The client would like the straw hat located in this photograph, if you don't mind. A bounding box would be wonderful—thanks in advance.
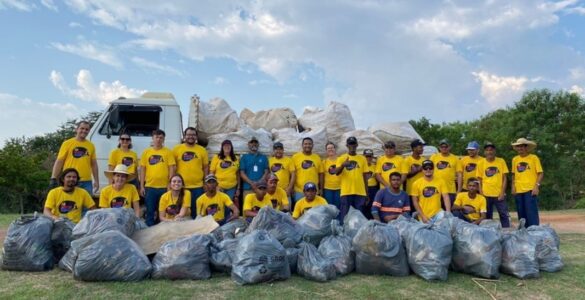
[104,164,136,181]
[511,138,537,152]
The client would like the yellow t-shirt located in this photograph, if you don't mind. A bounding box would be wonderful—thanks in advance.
[403,155,425,195]
[44,187,95,223]
[375,155,405,188]
[196,192,234,222]
[209,154,239,189]
[243,193,272,213]
[366,162,378,187]
[140,147,176,188]
[292,196,328,219]
[269,156,295,191]
[512,154,543,193]
[410,177,448,219]
[454,192,487,221]
[430,153,460,193]
[476,157,509,197]
[98,184,139,208]
[292,152,322,192]
[322,157,341,190]
[266,187,290,211]
[159,190,192,220]
[336,154,368,196]
[459,155,483,189]
[57,138,97,181]
[108,148,138,175]
[173,144,209,188]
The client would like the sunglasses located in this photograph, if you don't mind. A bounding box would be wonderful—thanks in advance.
[422,166,434,170]
[120,137,131,141]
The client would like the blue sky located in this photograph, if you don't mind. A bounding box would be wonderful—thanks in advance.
[1,0,584,143]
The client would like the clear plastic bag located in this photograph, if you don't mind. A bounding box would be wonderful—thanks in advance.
[246,206,303,247]
[297,242,337,282]
[500,219,539,279]
[343,206,368,239]
[211,218,248,242]
[1,214,54,271]
[209,237,240,273]
[297,204,339,246]
[72,208,137,239]
[526,225,563,272]
[318,220,354,275]
[152,234,211,280]
[451,221,502,278]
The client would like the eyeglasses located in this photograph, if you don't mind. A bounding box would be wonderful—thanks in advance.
[120,138,131,141]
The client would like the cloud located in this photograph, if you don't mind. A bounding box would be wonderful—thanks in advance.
[131,56,183,76]
[472,71,528,108]
[569,85,584,96]
[51,41,123,68]
[213,76,227,85]
[40,0,58,11]
[0,0,33,11]
[50,69,147,106]
[69,21,82,28]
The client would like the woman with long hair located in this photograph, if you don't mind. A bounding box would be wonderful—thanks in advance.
[209,140,241,201]
[158,174,191,221]
[108,133,139,188]
[322,142,341,213]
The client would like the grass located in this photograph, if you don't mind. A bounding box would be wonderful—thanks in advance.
[0,214,19,228]
[1,215,584,299]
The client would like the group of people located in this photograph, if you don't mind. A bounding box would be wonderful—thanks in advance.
[43,121,544,229]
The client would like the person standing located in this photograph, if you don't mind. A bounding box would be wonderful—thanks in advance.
[291,137,323,207]
[476,142,510,227]
[322,142,341,212]
[173,127,209,219]
[209,140,240,201]
[239,137,269,199]
[430,139,461,205]
[410,160,451,223]
[50,121,99,195]
[99,164,141,217]
[459,141,483,192]
[372,172,411,223]
[403,139,426,211]
[158,174,191,222]
[364,149,378,219]
[139,129,176,226]
[44,168,96,223]
[269,142,296,199]
[375,141,405,189]
[511,138,543,227]
[336,136,368,220]
[108,133,139,188]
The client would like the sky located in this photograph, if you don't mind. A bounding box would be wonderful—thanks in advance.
[1,0,585,144]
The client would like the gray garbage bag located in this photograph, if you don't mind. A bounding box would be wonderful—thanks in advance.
[73,231,152,281]
[343,206,368,239]
[500,220,539,279]
[72,208,137,239]
[209,237,240,273]
[134,219,148,230]
[152,234,211,280]
[211,218,248,242]
[297,204,339,246]
[58,247,77,272]
[526,225,563,272]
[451,221,502,278]
[286,246,301,274]
[479,219,502,232]
[352,220,409,276]
[318,220,354,275]
[1,214,54,271]
[51,218,75,262]
[297,242,337,282]
[246,206,303,246]
[231,230,290,285]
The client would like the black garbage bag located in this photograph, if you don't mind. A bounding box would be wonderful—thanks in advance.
[451,221,502,279]
[297,205,339,246]
[231,230,290,285]
[500,220,539,279]
[72,208,137,239]
[51,218,75,262]
[286,246,301,274]
[526,225,563,272]
[209,237,240,273]
[72,231,152,281]
[352,220,409,276]
[297,242,337,282]
[246,206,303,247]
[58,247,77,272]
[343,206,368,239]
[318,220,354,275]
[211,218,248,242]
[152,234,211,280]
[1,214,54,271]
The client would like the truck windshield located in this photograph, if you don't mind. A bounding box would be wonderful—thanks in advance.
[98,105,161,137]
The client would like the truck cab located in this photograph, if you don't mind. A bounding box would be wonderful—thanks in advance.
[88,92,183,194]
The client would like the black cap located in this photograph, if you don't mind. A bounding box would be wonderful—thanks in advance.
[484,142,496,149]
[256,180,267,189]
[249,136,259,143]
[346,136,358,145]
[422,160,434,169]
[384,141,396,148]
[410,139,425,149]
[304,182,317,191]
[363,149,374,156]
[273,142,284,149]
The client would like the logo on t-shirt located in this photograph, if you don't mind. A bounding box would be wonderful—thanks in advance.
[382,162,395,172]
[166,204,179,216]
[58,200,77,214]
[437,161,449,170]
[110,197,127,208]
[465,163,477,173]
[301,160,314,169]
[485,166,498,177]
[411,164,421,172]
[122,157,134,167]
[182,151,196,161]
[328,165,336,175]
[271,163,283,173]
[517,162,529,173]
[271,199,279,209]
[252,206,262,212]
[220,161,233,169]
[149,155,163,165]
[345,160,358,171]
[72,147,88,158]
[422,186,437,198]
[206,204,220,216]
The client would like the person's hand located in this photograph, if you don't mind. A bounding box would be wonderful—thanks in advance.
[532,185,540,196]
[473,220,481,225]
[140,186,146,197]
[498,192,506,201]
[511,186,516,195]
[342,157,351,167]
[421,215,430,224]
[93,182,100,194]
[286,187,293,197]
[49,178,58,189]
[464,205,476,214]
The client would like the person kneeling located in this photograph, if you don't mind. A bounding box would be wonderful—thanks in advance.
[372,172,410,223]
[452,178,487,225]
[292,182,328,219]
[159,174,190,222]
[243,180,271,222]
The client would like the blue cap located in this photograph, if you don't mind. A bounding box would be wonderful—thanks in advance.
[466,141,480,150]
[303,182,317,191]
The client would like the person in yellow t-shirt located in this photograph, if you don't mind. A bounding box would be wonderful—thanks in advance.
[243,180,271,221]
[209,140,241,204]
[196,174,240,225]
[336,136,368,220]
[159,174,191,222]
[430,139,462,206]
[458,141,483,192]
[266,173,290,212]
[99,164,141,217]
[452,178,487,224]
[511,138,544,227]
[292,137,323,206]
[50,121,99,196]
[269,142,296,198]
[322,142,341,214]
[108,133,138,181]
[410,160,451,223]
[476,142,510,228]
[292,182,328,219]
[44,168,96,224]
[375,141,405,189]
[404,139,426,212]
[364,149,378,219]
[139,129,176,226]
[173,127,209,219]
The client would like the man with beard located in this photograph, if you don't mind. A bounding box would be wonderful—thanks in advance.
[269,142,295,199]
[410,160,451,223]
[99,164,141,217]
[459,141,483,192]
[173,127,209,219]
[375,141,405,189]
[50,121,99,196]
[196,174,240,225]
[265,173,290,212]
[477,142,510,227]
[292,137,323,208]
[44,168,96,223]
[336,136,368,220]
[511,138,543,227]
[240,136,269,200]
[430,139,461,205]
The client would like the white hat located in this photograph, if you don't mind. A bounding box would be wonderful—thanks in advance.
[104,164,136,181]
[511,138,537,152]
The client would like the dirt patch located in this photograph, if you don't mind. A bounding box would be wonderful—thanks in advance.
[539,213,585,234]
[0,229,5,245]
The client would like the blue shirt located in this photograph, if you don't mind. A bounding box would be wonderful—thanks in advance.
[371,188,411,222]
[239,152,269,190]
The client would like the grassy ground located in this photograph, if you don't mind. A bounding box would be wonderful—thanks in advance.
[0,215,584,299]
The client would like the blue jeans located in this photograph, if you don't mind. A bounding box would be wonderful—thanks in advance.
[189,187,204,219]
[365,186,379,219]
[515,191,539,227]
[486,196,511,228]
[145,187,166,226]
[453,210,472,223]
[323,189,341,220]
[442,193,457,211]
[78,180,93,196]
[340,195,367,223]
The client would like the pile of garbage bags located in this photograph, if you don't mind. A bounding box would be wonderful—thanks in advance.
[1,214,54,271]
